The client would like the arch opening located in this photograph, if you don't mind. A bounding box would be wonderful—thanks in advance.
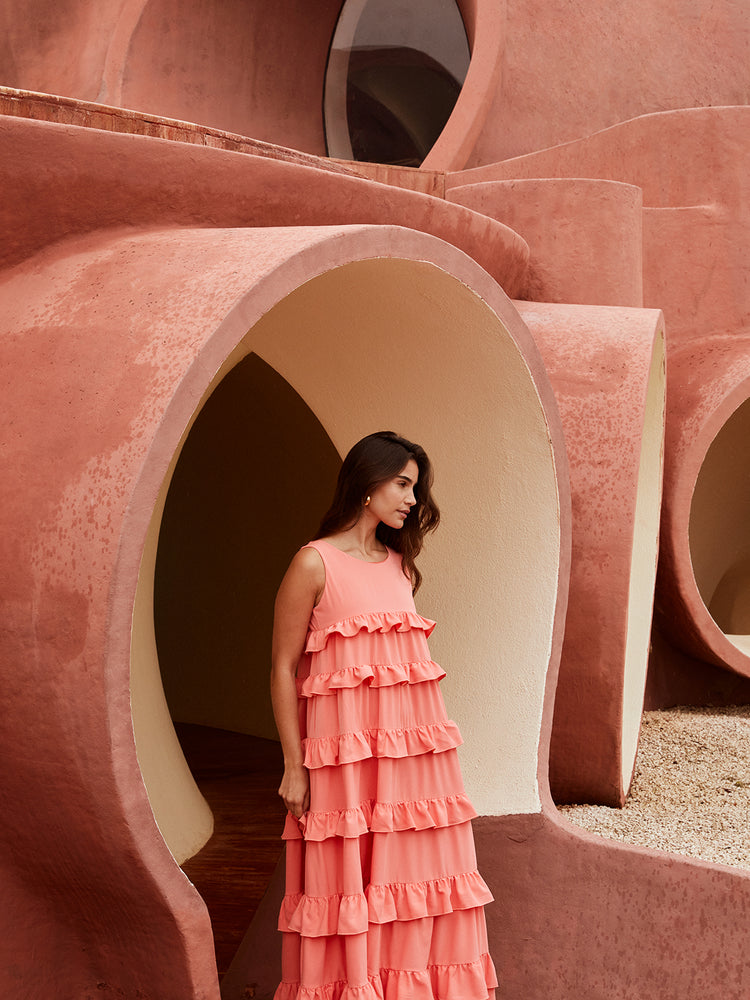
[324,0,470,165]
[135,352,340,975]
[691,396,750,656]
[128,243,564,981]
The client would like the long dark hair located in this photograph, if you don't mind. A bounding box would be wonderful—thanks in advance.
[317,430,440,592]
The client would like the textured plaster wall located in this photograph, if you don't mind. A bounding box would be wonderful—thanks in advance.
[0,0,342,151]
[467,0,750,163]
[2,0,750,993]
[516,303,665,806]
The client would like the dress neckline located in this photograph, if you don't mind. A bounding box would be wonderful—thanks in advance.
[316,538,391,565]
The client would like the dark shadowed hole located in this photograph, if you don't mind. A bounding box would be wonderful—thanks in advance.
[154,352,340,976]
[325,0,470,165]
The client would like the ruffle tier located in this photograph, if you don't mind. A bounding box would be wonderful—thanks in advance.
[305,611,436,654]
[281,586,496,1000]
[303,720,463,769]
[282,793,478,841]
[298,658,446,698]
[273,953,497,1000]
[279,870,494,936]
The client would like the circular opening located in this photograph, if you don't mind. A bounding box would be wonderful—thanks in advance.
[690,396,750,656]
[324,0,470,165]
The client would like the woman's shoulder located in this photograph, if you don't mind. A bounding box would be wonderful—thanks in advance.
[286,544,326,586]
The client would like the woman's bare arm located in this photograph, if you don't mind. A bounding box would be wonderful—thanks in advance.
[270,546,325,816]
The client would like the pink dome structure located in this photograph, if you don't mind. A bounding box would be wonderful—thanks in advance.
[2,1,750,998]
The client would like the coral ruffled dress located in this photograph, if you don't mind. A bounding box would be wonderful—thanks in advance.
[275,539,497,1000]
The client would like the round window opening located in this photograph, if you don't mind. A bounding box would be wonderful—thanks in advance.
[324,0,470,167]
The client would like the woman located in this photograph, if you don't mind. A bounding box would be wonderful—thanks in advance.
[271,431,497,1000]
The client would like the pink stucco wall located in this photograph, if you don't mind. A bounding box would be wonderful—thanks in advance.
[3,0,750,997]
[466,0,750,163]
[0,0,342,152]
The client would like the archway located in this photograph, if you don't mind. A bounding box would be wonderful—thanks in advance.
[0,221,567,997]
[151,353,341,974]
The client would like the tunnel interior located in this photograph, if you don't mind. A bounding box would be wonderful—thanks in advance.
[154,352,341,739]
[150,352,341,974]
[691,396,750,655]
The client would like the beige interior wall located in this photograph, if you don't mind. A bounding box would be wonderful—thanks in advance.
[621,326,666,790]
[692,396,750,643]
[243,259,561,817]
[131,455,215,865]
[153,353,340,739]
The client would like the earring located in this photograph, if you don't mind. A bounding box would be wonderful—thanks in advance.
[364,496,371,506]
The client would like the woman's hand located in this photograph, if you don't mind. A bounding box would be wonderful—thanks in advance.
[278,763,310,817]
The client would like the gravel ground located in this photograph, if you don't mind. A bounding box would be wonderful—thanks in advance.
[558,705,750,869]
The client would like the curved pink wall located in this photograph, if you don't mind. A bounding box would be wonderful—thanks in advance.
[0,0,124,99]
[447,104,750,698]
[0,110,528,294]
[2,1,748,171]
[0,0,342,153]
[475,807,750,999]
[465,0,750,163]
[121,0,341,151]
[447,178,643,306]
[656,337,750,676]
[421,0,503,171]
[517,303,665,806]
[450,107,750,346]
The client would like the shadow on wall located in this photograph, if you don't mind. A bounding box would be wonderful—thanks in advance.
[154,353,341,740]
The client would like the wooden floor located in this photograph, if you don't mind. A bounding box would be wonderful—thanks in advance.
[177,723,286,980]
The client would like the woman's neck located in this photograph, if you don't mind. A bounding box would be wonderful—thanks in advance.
[325,514,386,559]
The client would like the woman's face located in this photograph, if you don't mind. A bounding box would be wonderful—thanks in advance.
[367,459,419,529]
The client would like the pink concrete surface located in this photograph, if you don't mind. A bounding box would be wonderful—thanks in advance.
[656,337,750,677]
[420,0,503,171]
[447,107,750,697]
[447,179,643,306]
[0,110,528,294]
[0,0,343,153]
[0,220,568,998]
[516,303,665,806]
[2,1,747,172]
[464,1,750,163]
[448,107,750,208]
[0,86,362,175]
[448,107,750,347]
[474,807,750,1000]
[0,0,499,173]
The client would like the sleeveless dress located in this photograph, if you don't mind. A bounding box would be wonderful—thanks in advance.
[275,539,498,1000]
